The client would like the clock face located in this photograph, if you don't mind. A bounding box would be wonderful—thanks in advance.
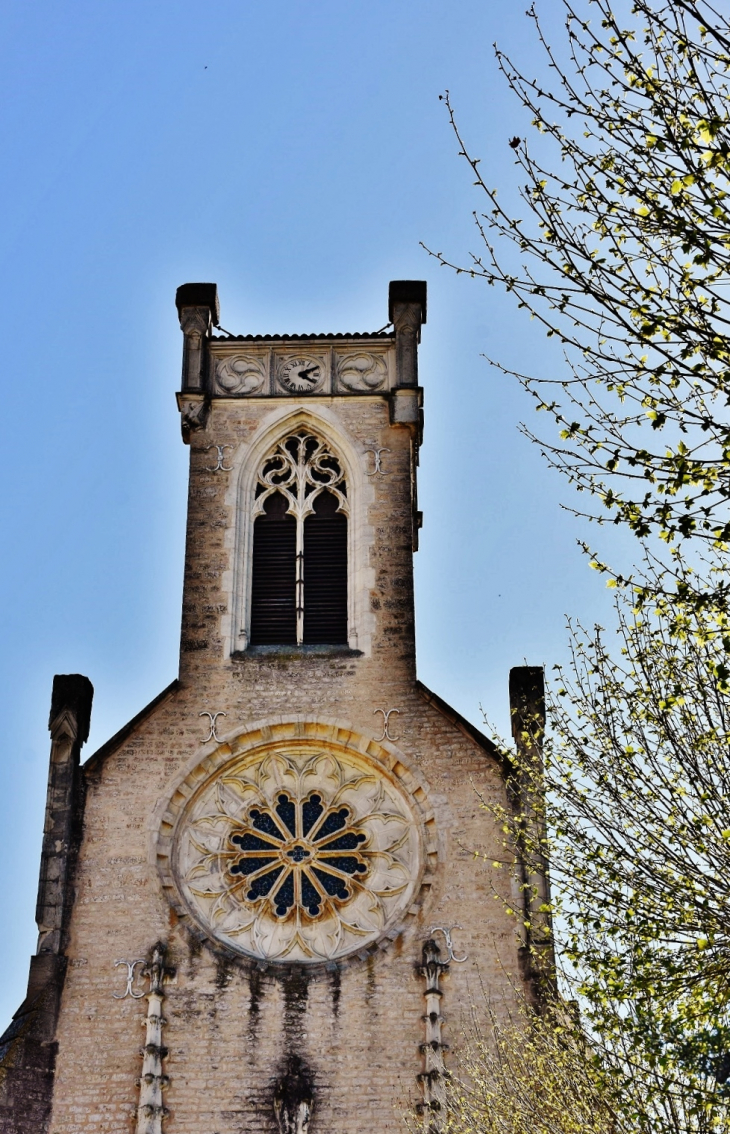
[278,357,324,394]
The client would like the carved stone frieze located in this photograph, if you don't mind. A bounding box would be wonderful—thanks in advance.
[335,352,388,392]
[215,355,267,396]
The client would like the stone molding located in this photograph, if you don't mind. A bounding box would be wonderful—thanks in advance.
[149,716,439,968]
[220,404,376,658]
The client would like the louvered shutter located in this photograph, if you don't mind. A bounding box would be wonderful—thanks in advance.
[303,491,348,645]
[250,493,297,645]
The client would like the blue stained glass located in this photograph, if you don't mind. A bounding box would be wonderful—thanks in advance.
[275,794,297,836]
[314,807,350,841]
[230,855,277,876]
[300,872,322,917]
[320,855,367,876]
[231,831,279,851]
[250,808,285,841]
[318,831,366,851]
[246,865,284,901]
[312,867,350,901]
[274,871,295,917]
[225,787,374,921]
[302,794,324,835]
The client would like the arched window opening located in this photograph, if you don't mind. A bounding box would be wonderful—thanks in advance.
[249,432,348,646]
[250,493,297,645]
[304,491,348,644]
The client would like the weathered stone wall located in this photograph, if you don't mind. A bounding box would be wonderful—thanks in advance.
[41,390,529,1134]
[49,696,522,1134]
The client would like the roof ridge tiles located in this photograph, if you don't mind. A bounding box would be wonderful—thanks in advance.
[210,331,394,342]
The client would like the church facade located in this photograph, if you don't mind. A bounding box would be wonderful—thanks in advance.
[0,281,547,1134]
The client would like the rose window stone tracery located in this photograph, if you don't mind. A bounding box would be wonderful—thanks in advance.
[172,746,422,963]
[227,791,369,919]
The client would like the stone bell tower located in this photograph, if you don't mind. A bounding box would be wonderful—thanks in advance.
[0,281,548,1134]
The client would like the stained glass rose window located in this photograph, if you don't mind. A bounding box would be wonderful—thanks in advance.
[171,746,422,963]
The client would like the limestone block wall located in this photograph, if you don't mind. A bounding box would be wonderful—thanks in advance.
[178,394,418,677]
[39,387,533,1134]
[47,685,525,1134]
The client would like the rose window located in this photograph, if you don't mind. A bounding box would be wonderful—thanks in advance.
[172,747,422,963]
[227,791,369,920]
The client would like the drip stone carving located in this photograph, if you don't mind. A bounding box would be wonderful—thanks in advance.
[179,398,209,435]
[172,745,422,963]
[274,1056,313,1134]
[336,352,388,392]
[215,355,267,395]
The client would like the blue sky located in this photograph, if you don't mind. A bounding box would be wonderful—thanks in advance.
[0,0,630,1028]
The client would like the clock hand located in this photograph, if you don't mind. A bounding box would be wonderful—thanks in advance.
[297,367,318,383]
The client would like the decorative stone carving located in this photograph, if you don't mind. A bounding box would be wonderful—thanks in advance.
[336,352,388,392]
[135,947,170,1134]
[254,431,347,521]
[417,937,448,1132]
[277,356,326,395]
[170,744,422,963]
[417,928,467,1131]
[178,307,210,341]
[215,355,267,396]
[178,307,211,392]
[179,398,209,435]
[274,1057,313,1134]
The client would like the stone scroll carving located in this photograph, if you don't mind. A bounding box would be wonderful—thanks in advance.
[171,744,422,963]
[335,352,388,392]
[214,355,267,396]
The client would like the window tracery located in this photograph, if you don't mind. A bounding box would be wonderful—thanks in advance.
[173,747,421,963]
[250,432,348,646]
[253,431,347,522]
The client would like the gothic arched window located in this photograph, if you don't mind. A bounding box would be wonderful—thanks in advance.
[250,432,348,646]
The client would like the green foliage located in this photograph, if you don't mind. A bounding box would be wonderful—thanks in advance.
[491,578,730,1131]
[442,1002,626,1134]
[428,3,730,1131]
[426,0,730,605]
